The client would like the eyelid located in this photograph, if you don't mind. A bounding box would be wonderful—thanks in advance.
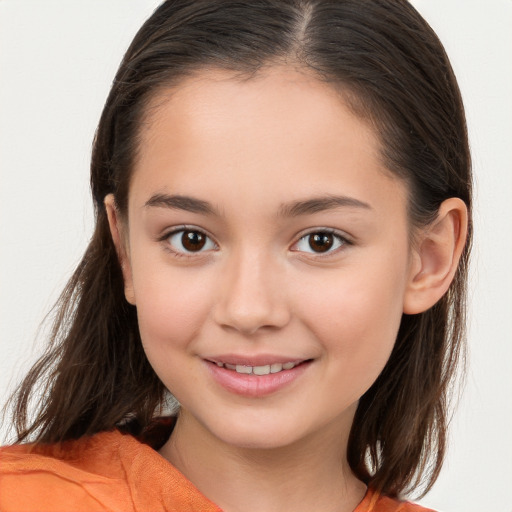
[157,225,352,258]
[158,225,218,256]
[290,227,353,255]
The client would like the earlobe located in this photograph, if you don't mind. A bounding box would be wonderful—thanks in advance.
[403,198,468,315]
[104,194,136,305]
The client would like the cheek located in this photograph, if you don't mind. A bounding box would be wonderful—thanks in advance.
[131,263,214,353]
[132,266,216,398]
[295,254,408,364]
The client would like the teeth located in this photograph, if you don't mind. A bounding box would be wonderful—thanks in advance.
[253,365,271,376]
[216,361,299,375]
[235,365,252,374]
[270,363,283,373]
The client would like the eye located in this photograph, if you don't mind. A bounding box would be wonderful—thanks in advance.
[166,229,216,254]
[293,231,349,254]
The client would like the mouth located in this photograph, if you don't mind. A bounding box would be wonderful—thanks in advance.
[210,360,308,376]
[205,357,313,397]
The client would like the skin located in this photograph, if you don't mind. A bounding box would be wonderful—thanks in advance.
[106,67,467,512]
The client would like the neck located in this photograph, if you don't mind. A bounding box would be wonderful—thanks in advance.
[158,408,367,512]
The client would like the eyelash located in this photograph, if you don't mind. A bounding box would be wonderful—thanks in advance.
[159,226,217,258]
[159,226,352,259]
[292,228,352,256]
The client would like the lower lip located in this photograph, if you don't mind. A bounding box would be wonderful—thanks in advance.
[205,361,312,397]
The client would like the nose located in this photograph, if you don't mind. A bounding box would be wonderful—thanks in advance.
[213,248,291,336]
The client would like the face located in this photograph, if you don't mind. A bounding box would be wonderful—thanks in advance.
[115,67,417,451]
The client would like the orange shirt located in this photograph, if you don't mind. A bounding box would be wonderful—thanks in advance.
[0,429,434,512]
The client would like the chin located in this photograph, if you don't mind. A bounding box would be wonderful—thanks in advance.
[203,412,315,451]
[217,429,300,451]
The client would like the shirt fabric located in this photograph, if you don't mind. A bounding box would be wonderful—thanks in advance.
[0,424,434,512]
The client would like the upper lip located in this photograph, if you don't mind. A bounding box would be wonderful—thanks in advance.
[205,354,310,366]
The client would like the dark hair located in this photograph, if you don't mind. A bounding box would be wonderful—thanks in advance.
[5,0,472,499]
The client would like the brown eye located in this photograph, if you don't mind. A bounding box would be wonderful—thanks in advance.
[308,233,334,252]
[182,230,206,251]
[293,231,348,255]
[167,229,216,254]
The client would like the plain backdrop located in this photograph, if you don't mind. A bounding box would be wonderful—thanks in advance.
[1,1,511,511]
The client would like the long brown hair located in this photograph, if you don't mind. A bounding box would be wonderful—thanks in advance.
[4,0,472,499]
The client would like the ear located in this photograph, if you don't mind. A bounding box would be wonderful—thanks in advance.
[104,194,136,305]
[403,198,468,315]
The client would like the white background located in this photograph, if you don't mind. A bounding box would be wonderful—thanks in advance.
[1,1,511,511]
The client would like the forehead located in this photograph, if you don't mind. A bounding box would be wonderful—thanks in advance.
[140,66,377,153]
[130,66,407,218]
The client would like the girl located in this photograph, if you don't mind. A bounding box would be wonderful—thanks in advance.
[0,1,471,511]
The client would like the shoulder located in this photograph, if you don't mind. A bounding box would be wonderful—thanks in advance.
[0,430,135,511]
[0,428,221,512]
[356,488,437,512]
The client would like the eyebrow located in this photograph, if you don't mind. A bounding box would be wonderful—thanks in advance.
[144,193,216,215]
[144,193,372,217]
[279,195,372,217]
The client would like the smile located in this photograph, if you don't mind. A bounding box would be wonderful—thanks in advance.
[214,361,300,375]
[205,357,312,397]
